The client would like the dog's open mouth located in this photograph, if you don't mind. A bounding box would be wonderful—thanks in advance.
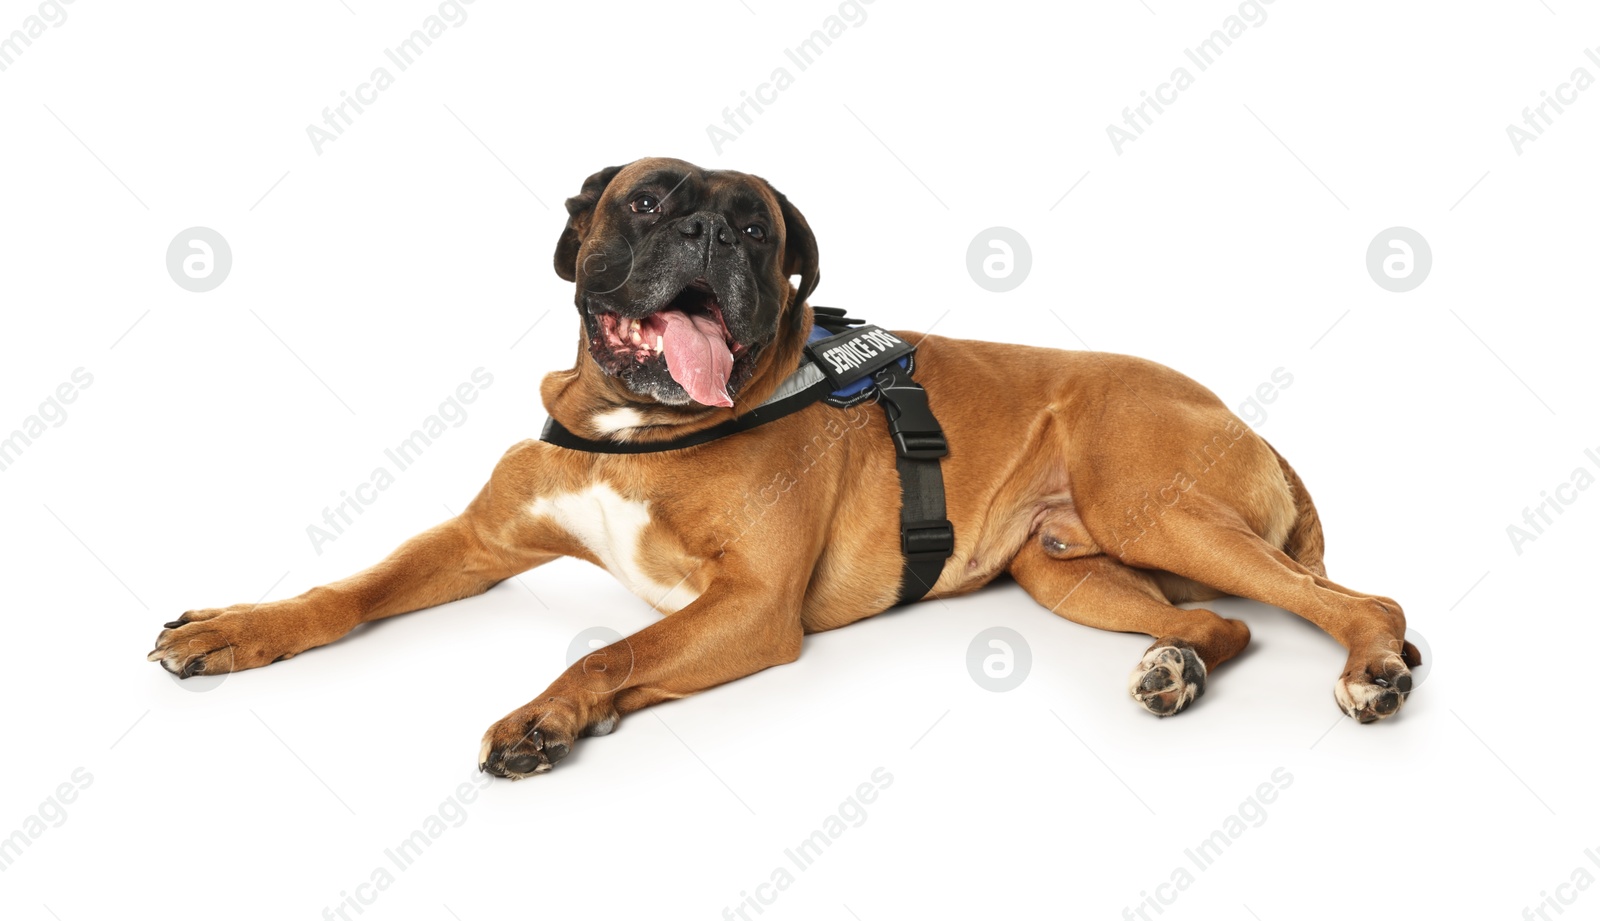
[588,279,751,407]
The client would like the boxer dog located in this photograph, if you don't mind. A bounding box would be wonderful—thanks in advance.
[149,157,1420,779]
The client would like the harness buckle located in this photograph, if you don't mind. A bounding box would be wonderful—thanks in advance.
[902,519,955,560]
[873,366,948,460]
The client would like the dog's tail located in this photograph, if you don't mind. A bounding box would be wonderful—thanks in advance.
[1268,442,1327,578]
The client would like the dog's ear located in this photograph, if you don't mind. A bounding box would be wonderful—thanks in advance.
[554,164,624,282]
[772,187,820,325]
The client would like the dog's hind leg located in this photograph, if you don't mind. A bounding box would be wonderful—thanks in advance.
[1059,384,1416,723]
[1102,492,1414,724]
[1269,444,1423,670]
[1008,541,1250,716]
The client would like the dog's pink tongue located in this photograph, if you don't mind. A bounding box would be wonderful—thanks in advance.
[659,309,734,407]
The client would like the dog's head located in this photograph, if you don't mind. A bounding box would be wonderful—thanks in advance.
[553,158,819,409]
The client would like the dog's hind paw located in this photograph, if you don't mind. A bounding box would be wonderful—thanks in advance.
[1129,640,1206,717]
[1334,651,1412,723]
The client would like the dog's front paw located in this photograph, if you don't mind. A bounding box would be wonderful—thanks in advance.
[1129,640,1206,716]
[1334,651,1413,723]
[146,604,304,678]
[479,698,617,780]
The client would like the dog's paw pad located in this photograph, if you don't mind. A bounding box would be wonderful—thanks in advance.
[1335,655,1412,723]
[481,728,572,779]
[477,701,621,780]
[1129,642,1206,717]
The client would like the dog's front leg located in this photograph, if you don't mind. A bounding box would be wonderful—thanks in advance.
[479,575,803,778]
[150,462,558,679]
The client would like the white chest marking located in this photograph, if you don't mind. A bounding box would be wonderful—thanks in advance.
[591,407,645,436]
[529,483,701,612]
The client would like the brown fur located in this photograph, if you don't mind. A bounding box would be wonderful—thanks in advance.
[149,159,1419,778]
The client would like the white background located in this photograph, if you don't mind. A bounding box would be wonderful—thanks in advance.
[2,1,1597,918]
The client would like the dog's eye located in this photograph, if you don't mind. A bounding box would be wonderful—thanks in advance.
[630,194,661,214]
[743,224,766,242]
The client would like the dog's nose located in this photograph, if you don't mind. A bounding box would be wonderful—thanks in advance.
[678,212,737,247]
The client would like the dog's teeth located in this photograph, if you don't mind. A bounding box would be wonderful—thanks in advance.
[655,335,663,352]
[631,327,642,345]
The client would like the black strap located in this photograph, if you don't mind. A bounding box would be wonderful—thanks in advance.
[873,364,953,605]
[811,305,864,334]
[539,377,832,454]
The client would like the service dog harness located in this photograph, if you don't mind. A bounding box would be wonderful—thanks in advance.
[540,307,954,605]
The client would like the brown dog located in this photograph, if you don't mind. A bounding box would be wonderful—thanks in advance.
[149,157,1420,779]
